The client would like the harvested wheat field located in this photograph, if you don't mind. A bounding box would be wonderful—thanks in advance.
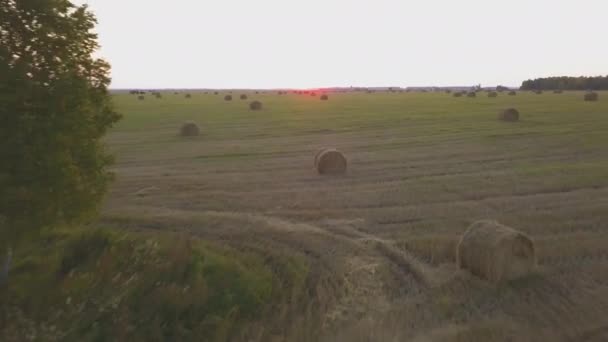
[95,90,608,341]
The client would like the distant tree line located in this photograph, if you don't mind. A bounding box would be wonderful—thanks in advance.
[520,76,608,91]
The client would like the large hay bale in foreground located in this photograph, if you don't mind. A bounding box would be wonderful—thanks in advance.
[499,108,520,122]
[457,220,536,282]
[315,149,347,175]
[584,92,599,102]
[488,92,498,98]
[224,95,233,101]
[249,100,263,111]
[180,122,200,137]
[320,94,329,100]
[240,94,248,100]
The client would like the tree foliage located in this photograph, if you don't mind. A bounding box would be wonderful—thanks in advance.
[520,76,608,91]
[0,0,121,243]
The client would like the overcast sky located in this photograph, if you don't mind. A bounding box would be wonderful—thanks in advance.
[75,0,607,89]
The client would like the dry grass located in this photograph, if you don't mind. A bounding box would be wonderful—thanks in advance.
[64,91,608,340]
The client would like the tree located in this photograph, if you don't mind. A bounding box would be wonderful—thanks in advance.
[0,0,121,283]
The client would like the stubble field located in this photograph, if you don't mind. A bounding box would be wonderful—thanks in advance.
[100,90,608,341]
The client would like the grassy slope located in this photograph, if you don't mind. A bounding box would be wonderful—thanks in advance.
[3,90,608,341]
[1,228,309,341]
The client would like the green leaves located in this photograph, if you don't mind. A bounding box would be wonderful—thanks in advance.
[0,0,121,243]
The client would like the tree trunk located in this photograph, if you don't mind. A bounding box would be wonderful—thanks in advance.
[0,247,12,286]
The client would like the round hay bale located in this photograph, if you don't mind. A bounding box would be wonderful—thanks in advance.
[499,108,520,122]
[467,92,477,98]
[453,92,463,98]
[553,89,563,94]
[180,122,200,137]
[488,92,498,98]
[185,93,192,99]
[240,94,248,100]
[311,92,317,97]
[138,95,145,101]
[534,90,543,95]
[314,148,328,168]
[584,92,599,102]
[445,89,452,94]
[457,220,536,283]
[214,91,219,95]
[224,95,233,101]
[320,94,329,101]
[508,91,517,96]
[316,149,347,175]
[249,100,263,111]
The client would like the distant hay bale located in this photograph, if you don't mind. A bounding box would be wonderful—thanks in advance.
[311,92,317,97]
[534,90,543,95]
[240,94,248,100]
[138,95,145,100]
[453,92,463,97]
[315,149,347,175]
[553,90,563,94]
[488,92,498,98]
[499,108,520,122]
[467,92,477,98]
[224,95,233,101]
[457,220,536,283]
[320,94,329,100]
[249,100,263,111]
[314,148,327,168]
[508,91,517,96]
[214,91,219,95]
[185,93,192,99]
[584,92,599,102]
[180,122,200,137]
[445,89,452,94]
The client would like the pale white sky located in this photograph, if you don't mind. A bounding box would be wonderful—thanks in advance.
[75,0,607,89]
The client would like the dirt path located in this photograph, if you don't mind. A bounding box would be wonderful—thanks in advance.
[101,208,436,339]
